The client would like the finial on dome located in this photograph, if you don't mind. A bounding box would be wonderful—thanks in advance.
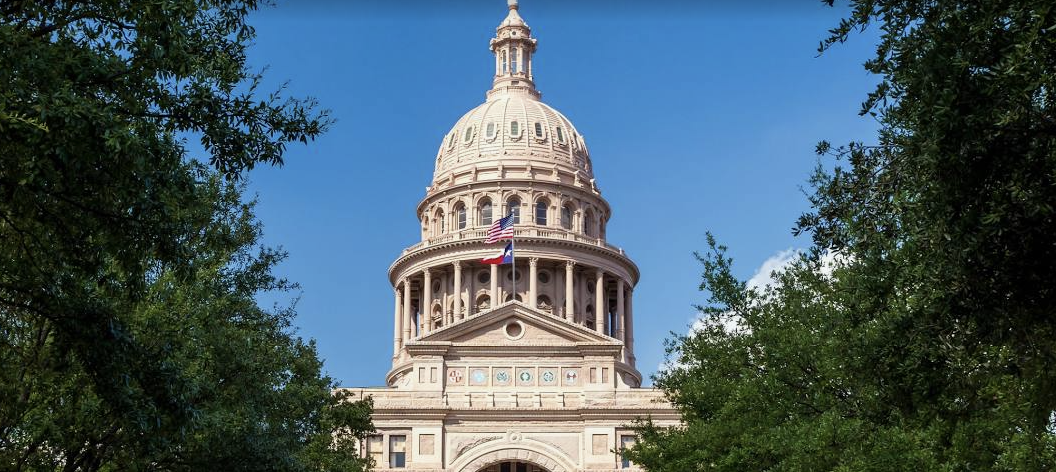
[508,0,518,10]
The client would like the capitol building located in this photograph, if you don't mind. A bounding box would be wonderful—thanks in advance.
[338,2,678,471]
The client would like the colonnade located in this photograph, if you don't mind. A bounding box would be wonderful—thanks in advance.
[392,258,635,364]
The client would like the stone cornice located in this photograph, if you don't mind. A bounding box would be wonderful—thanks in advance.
[419,175,609,216]
[366,405,682,423]
[388,235,639,285]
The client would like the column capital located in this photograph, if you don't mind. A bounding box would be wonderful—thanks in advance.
[565,260,576,269]
[595,268,605,278]
[422,268,432,276]
[529,257,539,266]
[453,260,462,269]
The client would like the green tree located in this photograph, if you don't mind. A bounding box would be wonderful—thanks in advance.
[1,1,372,470]
[627,1,1056,470]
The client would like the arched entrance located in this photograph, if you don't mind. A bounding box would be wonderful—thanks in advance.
[476,460,549,472]
[453,442,573,472]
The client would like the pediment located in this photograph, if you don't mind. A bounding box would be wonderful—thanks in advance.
[413,302,618,346]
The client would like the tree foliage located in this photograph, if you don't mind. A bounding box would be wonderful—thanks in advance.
[1,1,372,470]
[628,1,1056,470]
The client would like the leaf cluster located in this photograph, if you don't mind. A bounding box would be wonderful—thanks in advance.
[1,1,370,470]
[627,1,1056,470]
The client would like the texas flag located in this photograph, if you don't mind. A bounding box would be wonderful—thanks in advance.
[481,242,513,265]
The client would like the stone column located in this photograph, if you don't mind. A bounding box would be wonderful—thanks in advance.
[467,267,475,318]
[528,257,538,309]
[423,269,432,333]
[565,261,575,322]
[453,261,463,320]
[402,278,412,341]
[577,271,585,324]
[490,264,499,309]
[594,270,605,334]
[393,287,402,357]
[441,270,450,325]
[617,278,626,343]
[627,288,635,365]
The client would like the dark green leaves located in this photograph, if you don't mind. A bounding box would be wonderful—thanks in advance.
[1,1,367,470]
[629,1,1056,470]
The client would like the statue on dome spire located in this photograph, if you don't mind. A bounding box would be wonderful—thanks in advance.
[489,0,539,99]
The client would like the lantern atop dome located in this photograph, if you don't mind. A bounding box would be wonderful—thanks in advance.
[489,0,539,98]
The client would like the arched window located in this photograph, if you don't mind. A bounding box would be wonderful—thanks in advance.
[436,209,446,235]
[561,205,573,230]
[584,209,596,237]
[480,199,493,226]
[476,294,491,311]
[512,48,520,73]
[455,203,467,230]
[501,50,508,74]
[535,200,548,226]
[507,197,521,224]
[537,295,553,313]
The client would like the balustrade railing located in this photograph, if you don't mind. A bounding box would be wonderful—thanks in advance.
[401,227,627,256]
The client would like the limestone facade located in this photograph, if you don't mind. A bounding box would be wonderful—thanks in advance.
[337,2,679,471]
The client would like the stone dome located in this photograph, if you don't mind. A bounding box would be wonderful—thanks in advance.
[433,91,592,182]
[430,0,593,184]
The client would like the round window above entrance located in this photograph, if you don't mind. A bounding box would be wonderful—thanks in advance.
[503,320,525,340]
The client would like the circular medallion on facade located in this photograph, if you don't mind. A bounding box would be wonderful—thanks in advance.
[496,370,510,383]
[519,370,532,382]
[447,369,463,384]
[471,369,487,385]
[565,370,578,385]
[541,371,555,383]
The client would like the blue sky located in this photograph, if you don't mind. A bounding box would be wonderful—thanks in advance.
[240,1,881,387]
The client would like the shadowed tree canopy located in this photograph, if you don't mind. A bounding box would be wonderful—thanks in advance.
[1,1,372,470]
[627,1,1055,470]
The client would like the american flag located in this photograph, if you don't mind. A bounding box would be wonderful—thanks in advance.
[485,214,515,243]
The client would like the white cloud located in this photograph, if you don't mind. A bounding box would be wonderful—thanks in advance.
[659,249,802,373]
[661,248,846,374]
[746,248,799,291]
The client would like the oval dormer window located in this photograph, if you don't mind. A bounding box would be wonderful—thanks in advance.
[556,126,566,144]
[463,125,475,144]
[485,122,496,141]
[534,122,544,139]
[510,120,521,139]
[447,132,456,150]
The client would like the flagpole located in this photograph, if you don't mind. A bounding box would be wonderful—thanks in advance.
[511,213,517,306]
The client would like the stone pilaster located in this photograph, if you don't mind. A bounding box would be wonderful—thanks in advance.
[402,278,412,341]
[423,269,432,332]
[528,257,538,309]
[490,263,499,309]
[594,270,605,334]
[393,287,402,357]
[617,278,626,346]
[453,261,463,320]
[565,260,575,322]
